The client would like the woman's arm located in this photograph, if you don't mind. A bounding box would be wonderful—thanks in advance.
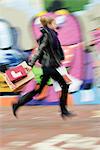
[29,33,48,67]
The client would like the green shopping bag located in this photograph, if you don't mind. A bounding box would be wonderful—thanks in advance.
[32,66,52,85]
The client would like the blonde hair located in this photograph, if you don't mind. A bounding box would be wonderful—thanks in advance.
[40,16,55,27]
[47,17,55,25]
[40,16,48,27]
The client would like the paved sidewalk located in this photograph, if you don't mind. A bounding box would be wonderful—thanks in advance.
[0,105,100,150]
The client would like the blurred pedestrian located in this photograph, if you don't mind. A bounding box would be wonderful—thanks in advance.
[12,17,74,119]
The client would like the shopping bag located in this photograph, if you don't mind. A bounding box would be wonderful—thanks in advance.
[5,65,27,83]
[56,66,72,84]
[54,66,83,92]
[0,72,12,92]
[4,61,34,92]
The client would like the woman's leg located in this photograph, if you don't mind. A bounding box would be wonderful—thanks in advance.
[12,67,50,117]
[49,68,70,116]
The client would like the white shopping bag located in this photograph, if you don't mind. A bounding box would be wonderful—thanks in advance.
[56,66,72,84]
[53,66,83,92]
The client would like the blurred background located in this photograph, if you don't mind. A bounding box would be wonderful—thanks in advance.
[0,1,100,150]
[0,0,100,106]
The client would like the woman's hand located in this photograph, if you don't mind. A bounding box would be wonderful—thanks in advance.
[35,61,41,67]
[26,65,32,71]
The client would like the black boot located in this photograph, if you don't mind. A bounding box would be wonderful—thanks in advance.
[12,90,38,117]
[12,103,18,118]
[60,106,76,119]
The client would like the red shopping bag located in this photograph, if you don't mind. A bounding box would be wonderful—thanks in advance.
[4,61,34,92]
[5,65,27,83]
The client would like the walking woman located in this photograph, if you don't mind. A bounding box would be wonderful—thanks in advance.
[12,17,74,118]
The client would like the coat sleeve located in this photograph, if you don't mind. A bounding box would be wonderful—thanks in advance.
[28,33,48,67]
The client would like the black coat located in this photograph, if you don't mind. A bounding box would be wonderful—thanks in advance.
[30,27,64,68]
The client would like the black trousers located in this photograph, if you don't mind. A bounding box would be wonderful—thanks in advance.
[16,66,69,112]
